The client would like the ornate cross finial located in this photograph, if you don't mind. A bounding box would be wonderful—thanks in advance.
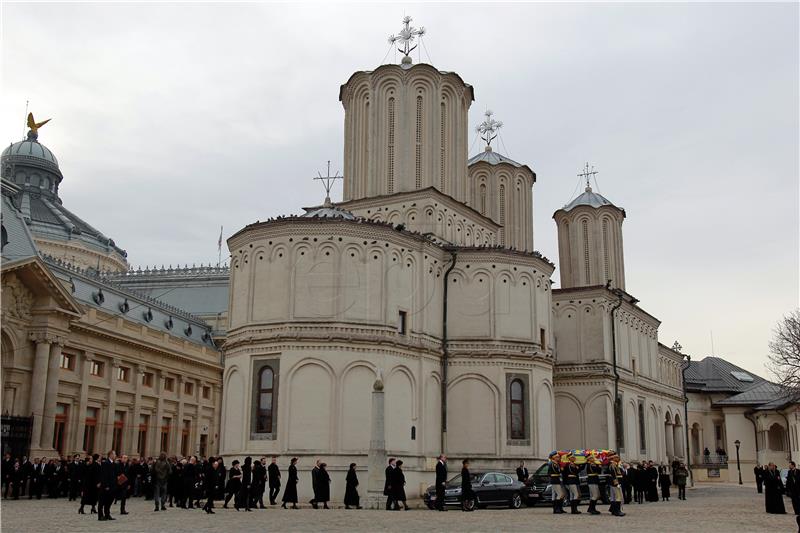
[313,161,342,207]
[672,341,683,353]
[476,110,503,150]
[388,16,426,64]
[578,162,598,191]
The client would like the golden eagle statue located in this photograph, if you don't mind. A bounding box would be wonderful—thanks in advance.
[26,112,51,141]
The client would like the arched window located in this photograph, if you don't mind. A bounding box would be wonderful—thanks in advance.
[257,366,275,433]
[415,95,423,189]
[479,183,487,215]
[510,379,525,439]
[387,97,395,193]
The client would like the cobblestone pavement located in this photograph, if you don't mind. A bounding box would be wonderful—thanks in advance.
[1,483,796,532]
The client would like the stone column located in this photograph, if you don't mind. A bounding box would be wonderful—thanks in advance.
[173,377,185,454]
[39,339,64,451]
[210,384,221,456]
[75,353,93,453]
[665,422,675,459]
[364,373,386,509]
[129,365,144,456]
[27,334,52,451]
[151,371,164,455]
[105,359,120,452]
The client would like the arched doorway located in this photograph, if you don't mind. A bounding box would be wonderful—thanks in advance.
[768,423,787,451]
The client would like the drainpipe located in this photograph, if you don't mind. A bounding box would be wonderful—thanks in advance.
[441,249,457,454]
[609,286,624,451]
[745,412,760,466]
[682,354,693,487]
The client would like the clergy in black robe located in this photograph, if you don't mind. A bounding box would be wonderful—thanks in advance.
[239,457,253,511]
[786,462,800,515]
[646,463,659,502]
[344,463,360,509]
[763,463,787,514]
[281,458,299,508]
[79,456,99,514]
[392,460,409,510]
[202,460,218,514]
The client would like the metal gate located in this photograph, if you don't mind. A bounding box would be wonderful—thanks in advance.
[1,415,32,458]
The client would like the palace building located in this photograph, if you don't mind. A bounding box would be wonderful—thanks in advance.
[7,17,788,500]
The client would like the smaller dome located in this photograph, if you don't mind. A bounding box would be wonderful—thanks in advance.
[302,205,356,220]
[2,140,59,169]
[562,186,617,212]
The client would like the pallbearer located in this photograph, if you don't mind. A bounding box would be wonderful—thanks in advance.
[586,455,602,515]
[564,454,582,514]
[608,452,626,517]
[547,452,566,514]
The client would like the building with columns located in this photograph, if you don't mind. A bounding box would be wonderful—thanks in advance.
[1,130,222,459]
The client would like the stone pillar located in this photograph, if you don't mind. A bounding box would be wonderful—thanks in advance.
[665,423,675,459]
[129,365,144,456]
[28,334,51,452]
[364,373,386,509]
[105,359,120,452]
[39,340,63,451]
[674,423,684,460]
[211,384,221,456]
[174,377,185,454]
[151,371,164,455]
[75,353,93,453]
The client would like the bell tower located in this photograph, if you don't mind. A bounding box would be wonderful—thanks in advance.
[553,164,626,290]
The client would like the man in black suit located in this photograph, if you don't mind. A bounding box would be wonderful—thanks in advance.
[29,457,44,499]
[68,454,83,501]
[267,456,281,505]
[435,455,447,511]
[384,458,397,510]
[309,460,321,509]
[116,455,130,514]
[786,461,800,515]
[516,461,529,482]
[98,451,118,521]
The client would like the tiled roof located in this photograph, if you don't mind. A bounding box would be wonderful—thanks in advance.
[685,356,767,393]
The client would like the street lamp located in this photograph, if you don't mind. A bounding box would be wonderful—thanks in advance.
[735,439,742,485]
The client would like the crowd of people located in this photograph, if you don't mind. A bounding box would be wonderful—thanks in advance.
[754,461,800,516]
[0,451,365,520]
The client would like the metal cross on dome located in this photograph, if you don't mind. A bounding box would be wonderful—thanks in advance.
[388,16,426,59]
[313,161,342,207]
[578,162,599,189]
[476,110,503,148]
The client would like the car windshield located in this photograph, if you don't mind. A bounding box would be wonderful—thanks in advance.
[448,473,482,484]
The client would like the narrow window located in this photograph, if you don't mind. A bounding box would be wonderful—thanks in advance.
[582,219,590,284]
[398,310,407,335]
[440,101,446,192]
[257,366,275,433]
[160,418,171,453]
[479,184,487,215]
[137,414,149,457]
[540,328,546,350]
[184,381,194,396]
[415,95,423,189]
[53,403,68,454]
[117,366,130,382]
[499,185,506,245]
[202,386,211,400]
[142,372,154,387]
[113,411,125,453]
[615,395,625,453]
[90,361,104,377]
[180,420,191,457]
[83,407,98,454]
[387,97,395,193]
[510,379,525,439]
[638,401,646,453]
[602,219,610,284]
[164,377,174,392]
[60,353,74,371]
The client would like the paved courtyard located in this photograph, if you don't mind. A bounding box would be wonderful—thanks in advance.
[1,483,796,532]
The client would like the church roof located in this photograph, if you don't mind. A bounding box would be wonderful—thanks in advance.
[685,356,768,394]
[467,147,536,180]
[1,186,39,263]
[2,139,59,170]
[560,186,620,212]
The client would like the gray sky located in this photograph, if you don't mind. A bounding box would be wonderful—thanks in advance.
[2,2,797,375]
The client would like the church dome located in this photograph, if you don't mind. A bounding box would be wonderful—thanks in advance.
[561,186,617,212]
[2,139,59,171]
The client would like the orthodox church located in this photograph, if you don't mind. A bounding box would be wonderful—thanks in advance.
[1,18,687,498]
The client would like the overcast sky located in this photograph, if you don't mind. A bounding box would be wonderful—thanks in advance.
[2,2,797,375]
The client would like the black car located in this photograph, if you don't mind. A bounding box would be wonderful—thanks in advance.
[424,471,525,510]
[523,462,609,507]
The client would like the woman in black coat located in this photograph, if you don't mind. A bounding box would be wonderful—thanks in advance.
[317,463,331,509]
[79,455,99,514]
[393,460,409,510]
[281,458,299,509]
[344,463,361,509]
[763,463,787,514]
[238,457,253,511]
[202,459,218,514]
[223,460,242,508]
[658,466,671,501]
[461,459,475,512]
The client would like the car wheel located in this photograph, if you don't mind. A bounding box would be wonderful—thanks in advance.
[463,497,477,512]
[510,493,522,509]
[426,502,434,510]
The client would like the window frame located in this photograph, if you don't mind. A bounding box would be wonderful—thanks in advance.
[257,366,275,434]
[505,374,530,444]
[251,359,279,440]
[90,360,104,377]
[117,366,130,383]
[509,378,525,440]
[59,352,75,371]
[164,377,175,392]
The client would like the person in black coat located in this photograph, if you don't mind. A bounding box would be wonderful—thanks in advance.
[764,462,787,514]
[115,455,131,515]
[435,455,447,511]
[658,466,671,501]
[215,459,227,501]
[78,455,98,514]
[393,460,409,510]
[44,459,58,498]
[310,460,321,509]
[755,465,764,493]
[384,458,397,510]
[98,452,117,521]
[28,458,44,499]
[344,463,361,509]
[316,462,331,509]
[223,460,242,508]
[281,457,299,509]
[786,462,800,515]
[11,460,24,500]
[646,462,659,502]
[516,461,529,482]
[68,455,83,501]
[253,459,267,509]
[460,459,475,512]
[202,459,218,514]
[239,456,253,511]
[267,457,281,505]
[181,457,197,509]
[1,453,12,498]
